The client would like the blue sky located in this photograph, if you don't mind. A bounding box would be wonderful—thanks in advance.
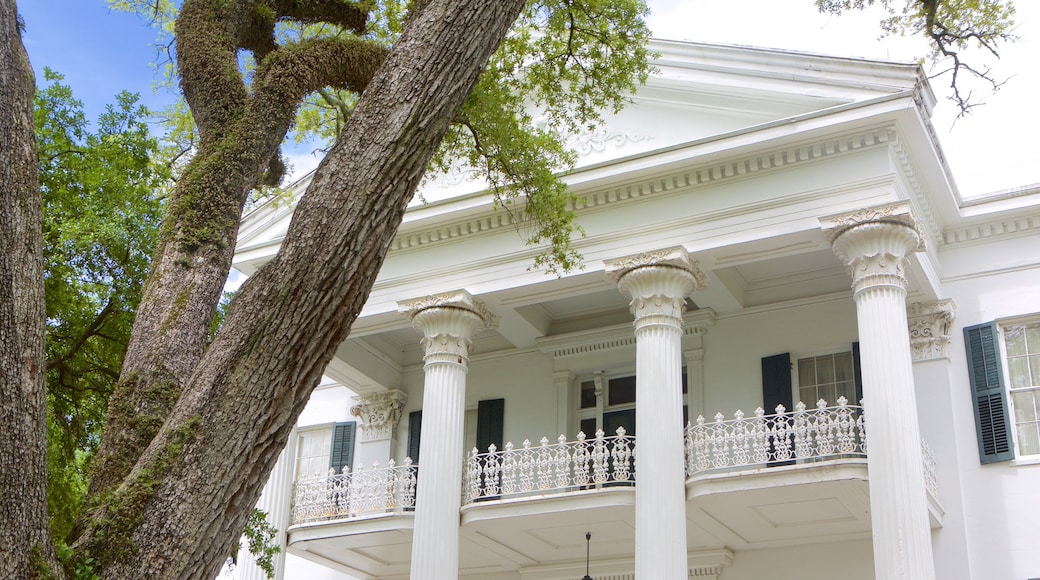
[16,0,1040,195]
[20,1,175,122]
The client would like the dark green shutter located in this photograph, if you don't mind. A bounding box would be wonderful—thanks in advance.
[329,422,356,473]
[407,410,422,463]
[852,342,864,404]
[964,322,1014,463]
[762,353,793,467]
[762,353,793,413]
[476,399,505,453]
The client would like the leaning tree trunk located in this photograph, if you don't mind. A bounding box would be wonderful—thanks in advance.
[0,0,60,577]
[73,0,526,577]
[87,0,386,498]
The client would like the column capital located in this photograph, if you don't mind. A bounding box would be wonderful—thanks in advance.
[605,247,707,328]
[821,202,924,296]
[398,290,496,366]
[604,246,707,285]
[819,201,925,249]
[350,390,409,442]
[908,299,957,362]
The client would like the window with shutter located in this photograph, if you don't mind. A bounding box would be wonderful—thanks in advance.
[964,322,1015,463]
[329,422,357,473]
[476,399,505,454]
[762,353,793,467]
[407,410,422,463]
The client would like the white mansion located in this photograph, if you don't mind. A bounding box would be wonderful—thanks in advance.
[227,40,1040,580]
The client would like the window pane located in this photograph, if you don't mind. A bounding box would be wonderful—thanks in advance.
[1030,354,1040,387]
[798,358,816,386]
[800,386,816,405]
[1012,390,1039,423]
[1024,323,1040,354]
[1010,357,1031,388]
[1017,422,1040,456]
[608,376,637,406]
[1006,326,1027,356]
[835,380,855,403]
[580,417,597,438]
[818,384,836,407]
[817,355,835,384]
[833,352,853,383]
[580,380,597,409]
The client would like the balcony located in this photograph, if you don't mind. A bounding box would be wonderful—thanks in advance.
[286,399,942,576]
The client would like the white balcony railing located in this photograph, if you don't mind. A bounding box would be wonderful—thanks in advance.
[463,428,635,504]
[289,400,940,526]
[290,459,417,525]
[685,397,867,476]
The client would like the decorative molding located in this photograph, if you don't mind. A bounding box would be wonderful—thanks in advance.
[908,300,956,362]
[688,548,734,579]
[399,290,497,366]
[398,290,498,330]
[350,390,409,442]
[538,310,715,359]
[824,202,924,297]
[819,201,925,250]
[605,247,709,287]
[607,248,708,334]
[564,126,652,156]
[388,128,898,253]
[547,335,638,359]
[942,215,1040,246]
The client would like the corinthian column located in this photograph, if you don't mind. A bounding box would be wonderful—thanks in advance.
[606,247,706,580]
[822,202,935,580]
[399,291,496,580]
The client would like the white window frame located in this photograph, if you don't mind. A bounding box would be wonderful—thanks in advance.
[792,347,859,408]
[575,367,689,436]
[295,424,335,481]
[999,316,1040,459]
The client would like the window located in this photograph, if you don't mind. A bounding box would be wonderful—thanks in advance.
[1005,321,1040,456]
[797,350,859,405]
[577,371,688,438]
[295,422,356,480]
[762,345,861,415]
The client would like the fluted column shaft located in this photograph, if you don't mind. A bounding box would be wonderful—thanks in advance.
[608,249,704,580]
[401,293,495,580]
[827,205,935,580]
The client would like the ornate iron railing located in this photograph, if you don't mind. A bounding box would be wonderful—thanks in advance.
[685,397,867,476]
[921,440,938,498]
[463,428,635,504]
[289,459,417,525]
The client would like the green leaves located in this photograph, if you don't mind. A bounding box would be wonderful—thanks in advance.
[816,0,1017,114]
[35,70,169,539]
[429,0,654,273]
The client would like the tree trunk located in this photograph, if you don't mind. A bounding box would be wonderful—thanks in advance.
[73,0,525,577]
[87,0,387,498]
[0,0,60,576]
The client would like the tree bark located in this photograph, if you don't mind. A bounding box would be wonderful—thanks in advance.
[74,0,525,577]
[88,0,387,498]
[0,0,60,576]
